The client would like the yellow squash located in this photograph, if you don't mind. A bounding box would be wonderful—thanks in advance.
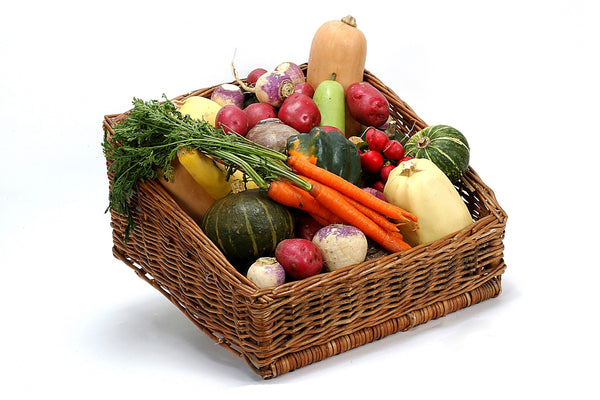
[383,158,473,246]
[176,147,233,199]
[177,96,222,126]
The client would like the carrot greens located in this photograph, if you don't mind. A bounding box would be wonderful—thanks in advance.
[103,95,310,238]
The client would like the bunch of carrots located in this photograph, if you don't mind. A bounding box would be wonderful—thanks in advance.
[104,96,417,253]
[268,155,418,253]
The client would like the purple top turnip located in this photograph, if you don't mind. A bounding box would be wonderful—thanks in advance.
[246,257,286,288]
[312,224,368,272]
[275,62,305,85]
[233,63,295,108]
[211,83,245,108]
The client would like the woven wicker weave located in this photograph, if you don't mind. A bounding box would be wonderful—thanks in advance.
[103,67,507,379]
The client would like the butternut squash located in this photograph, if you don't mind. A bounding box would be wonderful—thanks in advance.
[158,158,216,224]
[307,15,367,137]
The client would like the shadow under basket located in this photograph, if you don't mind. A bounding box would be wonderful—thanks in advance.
[103,68,508,379]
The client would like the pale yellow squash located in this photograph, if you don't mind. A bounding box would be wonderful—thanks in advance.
[383,158,473,246]
[177,96,222,126]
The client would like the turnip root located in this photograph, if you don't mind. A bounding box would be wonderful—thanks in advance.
[245,118,300,153]
[275,238,323,280]
[275,62,305,85]
[211,83,245,108]
[246,257,286,288]
[362,187,387,202]
[312,224,368,272]
[233,63,294,107]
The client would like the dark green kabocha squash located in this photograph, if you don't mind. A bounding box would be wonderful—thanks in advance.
[201,189,295,262]
[404,125,470,183]
[286,127,362,185]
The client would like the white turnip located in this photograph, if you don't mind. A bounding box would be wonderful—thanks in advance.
[246,257,286,288]
[312,224,368,272]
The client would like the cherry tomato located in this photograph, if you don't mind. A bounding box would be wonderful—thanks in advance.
[360,150,384,174]
[364,127,389,152]
[383,140,405,161]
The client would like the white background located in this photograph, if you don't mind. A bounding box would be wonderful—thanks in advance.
[1,0,599,398]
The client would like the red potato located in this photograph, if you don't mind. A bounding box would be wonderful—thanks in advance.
[294,82,315,97]
[346,82,390,127]
[215,104,248,136]
[244,102,277,130]
[275,238,323,280]
[295,214,324,241]
[247,68,267,87]
[319,125,344,135]
[278,93,321,133]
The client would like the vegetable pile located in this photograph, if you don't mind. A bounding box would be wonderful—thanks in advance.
[104,15,476,289]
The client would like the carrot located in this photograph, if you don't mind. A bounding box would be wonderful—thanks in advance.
[297,174,400,233]
[308,212,334,227]
[267,180,343,224]
[342,194,403,233]
[287,155,417,223]
[309,181,411,253]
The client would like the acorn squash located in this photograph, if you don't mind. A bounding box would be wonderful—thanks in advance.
[286,127,362,185]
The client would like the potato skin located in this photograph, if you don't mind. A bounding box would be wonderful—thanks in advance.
[345,82,389,127]
[275,239,323,280]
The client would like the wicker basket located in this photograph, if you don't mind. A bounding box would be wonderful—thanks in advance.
[103,67,507,379]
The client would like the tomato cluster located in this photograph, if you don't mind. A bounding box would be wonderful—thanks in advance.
[357,127,413,191]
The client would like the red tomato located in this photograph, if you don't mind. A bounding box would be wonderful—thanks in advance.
[278,93,321,133]
[383,140,405,161]
[360,150,384,174]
